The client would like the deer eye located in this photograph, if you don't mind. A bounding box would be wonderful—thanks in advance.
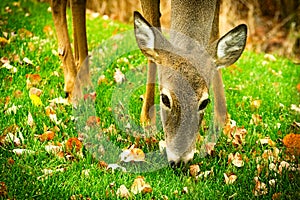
[198,99,210,111]
[161,93,171,109]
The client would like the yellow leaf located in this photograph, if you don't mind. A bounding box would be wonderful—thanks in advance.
[29,94,43,106]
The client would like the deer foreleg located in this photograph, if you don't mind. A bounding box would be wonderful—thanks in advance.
[140,0,161,127]
[71,0,90,99]
[51,0,77,101]
[212,70,227,133]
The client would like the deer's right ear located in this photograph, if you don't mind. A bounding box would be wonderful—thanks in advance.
[134,11,159,61]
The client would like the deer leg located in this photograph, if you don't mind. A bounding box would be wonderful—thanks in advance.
[51,0,77,101]
[212,70,227,132]
[140,0,161,127]
[70,0,90,100]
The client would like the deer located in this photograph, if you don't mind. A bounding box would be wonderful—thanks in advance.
[50,0,247,166]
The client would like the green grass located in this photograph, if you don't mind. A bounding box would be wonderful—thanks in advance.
[0,0,299,199]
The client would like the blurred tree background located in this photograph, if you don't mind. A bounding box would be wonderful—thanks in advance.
[46,0,300,61]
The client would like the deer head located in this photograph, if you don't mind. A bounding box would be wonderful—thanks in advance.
[134,11,247,164]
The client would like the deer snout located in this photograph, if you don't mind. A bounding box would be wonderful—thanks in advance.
[166,146,196,166]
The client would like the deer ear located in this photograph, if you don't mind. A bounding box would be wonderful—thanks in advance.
[134,11,159,61]
[215,24,247,68]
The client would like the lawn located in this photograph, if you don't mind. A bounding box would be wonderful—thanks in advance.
[0,0,299,199]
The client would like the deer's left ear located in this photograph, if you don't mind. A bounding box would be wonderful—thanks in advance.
[134,11,159,61]
[215,24,247,68]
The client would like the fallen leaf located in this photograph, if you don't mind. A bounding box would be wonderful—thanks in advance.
[228,152,244,167]
[278,161,290,173]
[45,144,62,154]
[23,57,33,65]
[250,114,262,125]
[29,87,42,97]
[84,92,96,101]
[0,182,8,197]
[0,37,9,46]
[182,187,188,194]
[130,176,152,194]
[297,83,300,93]
[98,75,108,85]
[261,148,280,162]
[224,173,237,184]
[258,137,276,147]
[86,116,101,127]
[116,185,131,199]
[65,137,82,153]
[269,179,276,187]
[107,164,126,172]
[291,104,300,112]
[189,164,200,177]
[81,169,90,177]
[5,133,21,146]
[38,131,55,142]
[114,68,125,83]
[18,28,33,39]
[120,145,145,162]
[29,94,43,106]
[250,99,262,110]
[204,142,216,155]
[264,54,276,61]
[14,90,23,98]
[27,112,34,127]
[13,149,35,156]
[49,97,70,105]
[253,177,268,196]
[5,104,22,115]
[282,133,300,157]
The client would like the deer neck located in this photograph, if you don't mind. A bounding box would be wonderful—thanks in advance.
[170,0,218,50]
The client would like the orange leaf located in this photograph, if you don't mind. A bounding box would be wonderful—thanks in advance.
[282,133,300,157]
[39,131,55,142]
[86,116,101,127]
[65,137,82,152]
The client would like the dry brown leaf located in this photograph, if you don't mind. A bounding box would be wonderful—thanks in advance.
[114,68,125,83]
[258,137,276,147]
[27,112,34,127]
[250,114,262,125]
[5,133,21,146]
[189,164,200,177]
[13,149,35,156]
[282,133,300,157]
[261,148,280,162]
[65,137,82,153]
[116,185,131,199]
[250,99,262,110]
[130,176,152,195]
[224,173,237,184]
[253,177,268,196]
[120,145,145,162]
[228,152,244,167]
[86,116,101,127]
[18,28,33,39]
[0,37,9,46]
[205,142,216,155]
[98,75,108,85]
[38,131,55,142]
[0,182,8,197]
[84,92,97,101]
[29,87,42,97]
[45,144,62,154]
[49,97,70,105]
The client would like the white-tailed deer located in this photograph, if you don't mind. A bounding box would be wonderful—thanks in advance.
[50,0,247,165]
[134,0,247,164]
